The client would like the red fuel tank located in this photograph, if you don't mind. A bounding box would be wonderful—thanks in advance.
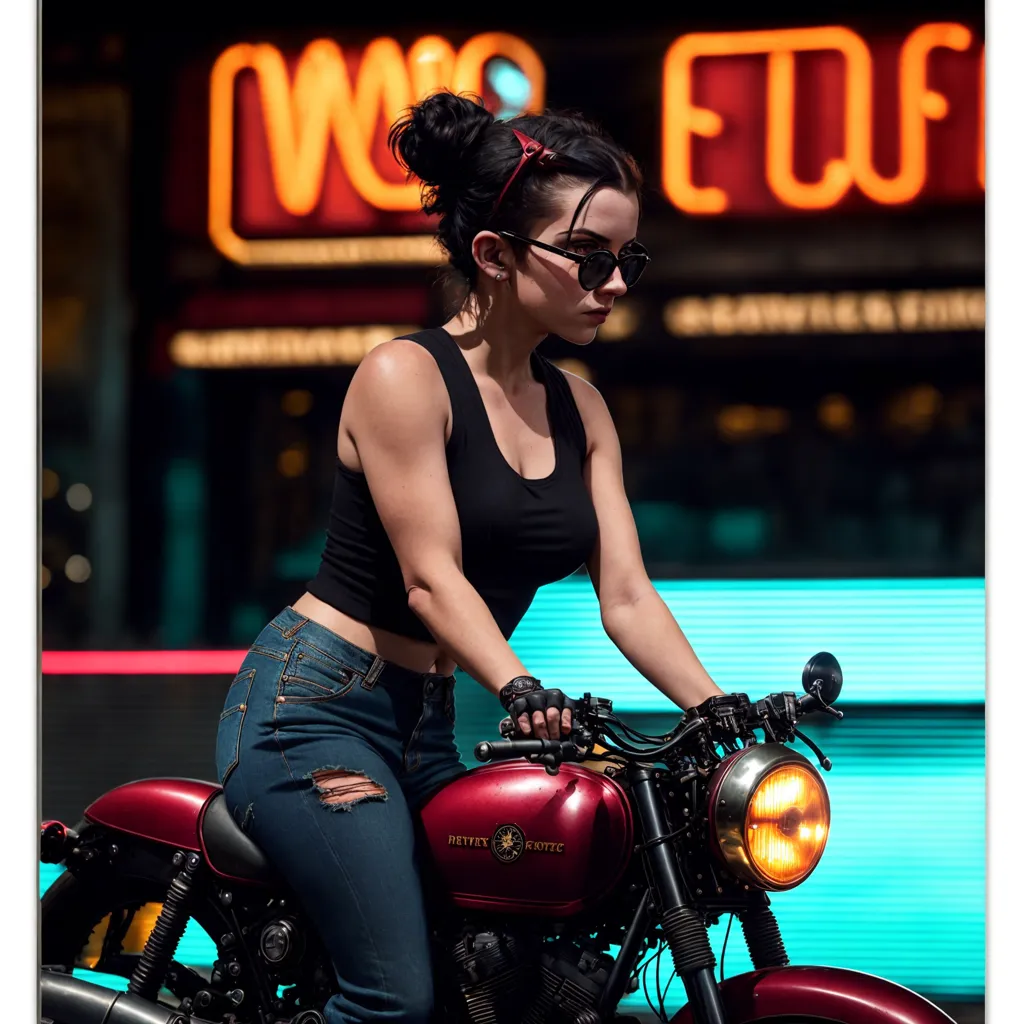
[419,762,634,917]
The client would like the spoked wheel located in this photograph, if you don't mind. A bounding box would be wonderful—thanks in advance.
[40,869,237,1018]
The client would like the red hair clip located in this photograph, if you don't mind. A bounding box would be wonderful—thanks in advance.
[493,128,558,214]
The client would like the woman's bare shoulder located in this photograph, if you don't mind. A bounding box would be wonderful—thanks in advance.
[344,339,448,412]
[353,338,444,390]
[340,339,450,454]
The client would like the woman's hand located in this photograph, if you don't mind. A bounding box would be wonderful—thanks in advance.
[498,679,576,740]
[516,698,574,740]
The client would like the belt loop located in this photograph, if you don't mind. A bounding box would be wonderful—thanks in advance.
[281,616,308,639]
[360,655,386,691]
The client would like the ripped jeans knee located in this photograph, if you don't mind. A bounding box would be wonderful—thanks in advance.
[305,767,389,811]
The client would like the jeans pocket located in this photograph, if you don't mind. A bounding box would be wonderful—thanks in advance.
[215,668,256,785]
[278,640,360,704]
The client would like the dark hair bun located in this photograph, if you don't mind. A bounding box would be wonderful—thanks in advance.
[389,91,494,192]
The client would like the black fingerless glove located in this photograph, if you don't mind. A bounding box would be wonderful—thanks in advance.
[498,676,576,724]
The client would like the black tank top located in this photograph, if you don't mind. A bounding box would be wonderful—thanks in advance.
[306,327,599,642]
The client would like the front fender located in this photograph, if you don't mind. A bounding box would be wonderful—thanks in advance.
[669,966,956,1024]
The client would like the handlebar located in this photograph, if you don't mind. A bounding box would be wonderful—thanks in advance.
[473,683,842,772]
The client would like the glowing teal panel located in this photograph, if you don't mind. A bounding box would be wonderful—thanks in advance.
[511,578,984,709]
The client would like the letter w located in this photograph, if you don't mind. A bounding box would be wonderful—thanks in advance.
[246,37,450,214]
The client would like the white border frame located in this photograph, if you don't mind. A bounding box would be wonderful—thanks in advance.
[4,2,37,1020]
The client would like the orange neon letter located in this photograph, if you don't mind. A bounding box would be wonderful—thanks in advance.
[209,34,545,261]
[662,34,728,214]
[763,27,870,209]
[849,23,972,204]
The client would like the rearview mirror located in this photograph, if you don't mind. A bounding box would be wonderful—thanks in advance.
[802,652,843,706]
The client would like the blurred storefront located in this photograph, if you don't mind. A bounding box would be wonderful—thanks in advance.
[41,5,984,650]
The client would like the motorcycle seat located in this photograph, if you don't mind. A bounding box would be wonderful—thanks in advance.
[200,792,274,884]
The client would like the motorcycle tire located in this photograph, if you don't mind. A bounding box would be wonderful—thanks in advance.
[41,869,232,1012]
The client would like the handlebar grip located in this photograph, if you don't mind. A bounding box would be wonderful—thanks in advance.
[474,739,577,763]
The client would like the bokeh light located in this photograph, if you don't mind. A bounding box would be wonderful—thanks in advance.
[42,468,60,499]
[66,482,93,511]
[64,555,92,583]
[277,445,309,478]
[282,389,314,417]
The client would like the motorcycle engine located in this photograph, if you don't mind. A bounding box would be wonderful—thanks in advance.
[451,927,536,1024]
[451,927,613,1024]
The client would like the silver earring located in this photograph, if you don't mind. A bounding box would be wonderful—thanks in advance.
[496,272,504,281]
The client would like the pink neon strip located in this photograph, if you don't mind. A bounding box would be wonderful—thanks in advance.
[41,651,248,675]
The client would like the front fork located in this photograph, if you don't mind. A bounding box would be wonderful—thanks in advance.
[629,764,728,1024]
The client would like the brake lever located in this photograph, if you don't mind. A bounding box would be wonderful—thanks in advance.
[792,727,833,771]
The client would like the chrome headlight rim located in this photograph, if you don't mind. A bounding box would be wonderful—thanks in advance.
[708,743,830,892]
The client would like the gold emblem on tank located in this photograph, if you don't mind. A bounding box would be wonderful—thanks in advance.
[487,825,566,862]
[491,824,526,863]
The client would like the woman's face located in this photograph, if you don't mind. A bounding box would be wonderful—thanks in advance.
[505,183,641,345]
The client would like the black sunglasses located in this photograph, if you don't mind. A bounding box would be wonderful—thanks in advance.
[497,230,651,292]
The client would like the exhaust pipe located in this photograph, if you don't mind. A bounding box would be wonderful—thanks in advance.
[40,972,190,1024]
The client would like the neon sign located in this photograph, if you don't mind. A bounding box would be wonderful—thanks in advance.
[662,23,984,214]
[208,34,545,266]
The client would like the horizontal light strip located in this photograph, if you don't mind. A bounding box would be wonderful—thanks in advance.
[42,579,985,705]
[168,324,419,368]
[511,578,984,707]
[664,288,985,337]
[41,650,247,675]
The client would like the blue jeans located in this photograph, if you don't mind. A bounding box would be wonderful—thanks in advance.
[214,607,466,1024]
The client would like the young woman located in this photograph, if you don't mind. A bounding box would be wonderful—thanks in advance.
[214,91,724,1024]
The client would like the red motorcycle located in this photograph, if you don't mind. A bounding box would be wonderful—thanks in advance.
[40,653,954,1024]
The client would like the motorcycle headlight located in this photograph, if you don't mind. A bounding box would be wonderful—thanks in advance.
[708,744,830,891]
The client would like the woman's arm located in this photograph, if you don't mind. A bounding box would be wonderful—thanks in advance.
[342,340,570,737]
[563,371,724,710]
